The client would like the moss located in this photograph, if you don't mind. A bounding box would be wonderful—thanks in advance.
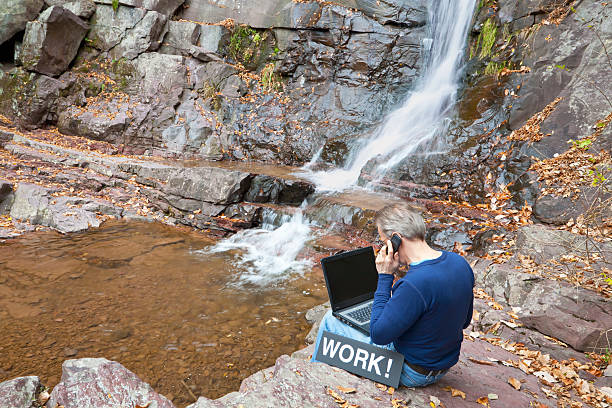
[478,18,497,59]
[228,25,274,70]
[260,63,281,91]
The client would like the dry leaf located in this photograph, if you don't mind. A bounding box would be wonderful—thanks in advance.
[476,396,490,406]
[387,387,395,395]
[468,357,495,366]
[443,386,466,399]
[337,386,356,394]
[375,383,387,391]
[508,377,521,390]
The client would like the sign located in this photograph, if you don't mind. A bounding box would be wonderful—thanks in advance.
[315,331,404,388]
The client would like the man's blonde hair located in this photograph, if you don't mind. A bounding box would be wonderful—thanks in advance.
[375,202,426,241]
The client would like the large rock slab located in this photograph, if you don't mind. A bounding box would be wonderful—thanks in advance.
[0,376,43,408]
[0,0,44,47]
[20,6,89,77]
[476,262,612,352]
[109,10,167,59]
[94,0,184,16]
[133,52,187,97]
[47,358,175,408]
[61,0,96,18]
[188,336,549,408]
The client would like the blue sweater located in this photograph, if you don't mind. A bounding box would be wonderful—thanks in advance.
[370,251,474,370]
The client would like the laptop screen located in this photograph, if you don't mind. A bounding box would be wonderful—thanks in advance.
[321,247,379,311]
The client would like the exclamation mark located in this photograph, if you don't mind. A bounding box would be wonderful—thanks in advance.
[384,359,393,378]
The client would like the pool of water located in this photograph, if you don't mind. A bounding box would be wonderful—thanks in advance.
[0,221,327,406]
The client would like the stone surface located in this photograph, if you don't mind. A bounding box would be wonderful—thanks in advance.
[47,358,174,408]
[475,262,612,353]
[9,183,102,233]
[93,0,184,16]
[187,335,550,407]
[110,10,167,59]
[0,0,45,47]
[62,0,96,19]
[0,376,42,408]
[20,6,89,77]
[244,175,315,206]
[159,20,200,55]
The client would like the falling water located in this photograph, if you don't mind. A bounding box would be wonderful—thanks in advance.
[200,209,314,286]
[303,0,478,191]
[208,0,478,278]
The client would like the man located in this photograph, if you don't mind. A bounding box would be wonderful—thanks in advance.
[312,202,474,387]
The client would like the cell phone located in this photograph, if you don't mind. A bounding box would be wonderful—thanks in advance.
[391,234,401,254]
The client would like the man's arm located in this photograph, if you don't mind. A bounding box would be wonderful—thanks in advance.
[369,276,426,345]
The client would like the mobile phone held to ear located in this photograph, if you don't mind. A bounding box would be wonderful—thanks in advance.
[391,234,401,254]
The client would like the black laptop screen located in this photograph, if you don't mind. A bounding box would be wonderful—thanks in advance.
[321,247,379,311]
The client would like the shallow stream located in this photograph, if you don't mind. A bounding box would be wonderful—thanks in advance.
[0,220,327,406]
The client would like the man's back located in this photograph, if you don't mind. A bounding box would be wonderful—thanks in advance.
[370,251,474,370]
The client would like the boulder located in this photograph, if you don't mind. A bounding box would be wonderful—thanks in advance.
[159,20,200,55]
[20,6,89,77]
[9,183,102,233]
[0,376,43,408]
[163,167,252,205]
[88,5,148,51]
[515,224,612,264]
[62,0,97,19]
[197,25,229,54]
[133,52,187,97]
[47,358,174,408]
[0,0,45,47]
[476,263,612,352]
[110,10,167,59]
[244,175,315,205]
[0,179,14,214]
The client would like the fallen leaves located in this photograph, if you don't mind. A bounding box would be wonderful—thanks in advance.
[476,396,490,406]
[326,387,359,408]
[337,386,356,394]
[443,386,466,399]
[508,377,522,390]
[508,97,562,142]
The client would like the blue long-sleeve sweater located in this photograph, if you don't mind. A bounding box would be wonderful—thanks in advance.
[370,251,474,370]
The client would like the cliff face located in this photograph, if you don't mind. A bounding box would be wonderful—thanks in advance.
[0,0,428,164]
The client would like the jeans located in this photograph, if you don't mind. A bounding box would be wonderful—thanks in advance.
[311,310,447,387]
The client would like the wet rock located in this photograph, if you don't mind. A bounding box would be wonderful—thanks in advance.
[20,6,89,77]
[244,175,315,205]
[0,179,14,213]
[304,302,330,345]
[534,188,610,225]
[0,376,43,408]
[0,0,44,47]
[223,203,263,226]
[47,358,175,408]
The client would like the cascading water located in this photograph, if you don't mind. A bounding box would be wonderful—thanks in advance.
[208,0,478,278]
[302,0,478,191]
[199,208,314,286]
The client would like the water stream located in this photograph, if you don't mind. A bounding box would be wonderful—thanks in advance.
[301,0,479,191]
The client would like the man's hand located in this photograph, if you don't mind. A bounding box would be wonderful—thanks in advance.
[375,240,399,275]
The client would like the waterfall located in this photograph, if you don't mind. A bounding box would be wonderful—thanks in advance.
[199,208,314,286]
[303,0,478,191]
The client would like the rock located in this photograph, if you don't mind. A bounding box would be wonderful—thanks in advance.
[477,263,612,352]
[110,10,167,59]
[534,188,610,225]
[9,183,101,233]
[93,0,184,16]
[244,175,315,205]
[0,179,14,213]
[605,365,612,377]
[62,0,96,18]
[88,5,147,51]
[133,52,187,97]
[163,167,252,205]
[47,358,174,408]
[0,0,45,47]
[304,302,330,345]
[0,376,43,408]
[159,20,200,55]
[197,25,229,54]
[515,224,612,264]
[20,6,89,77]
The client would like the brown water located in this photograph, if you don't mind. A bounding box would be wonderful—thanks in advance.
[0,221,327,406]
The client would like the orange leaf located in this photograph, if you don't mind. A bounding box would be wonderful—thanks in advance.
[508,377,521,390]
[337,386,356,394]
[476,396,490,406]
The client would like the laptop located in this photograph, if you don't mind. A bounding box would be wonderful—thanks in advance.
[321,247,378,335]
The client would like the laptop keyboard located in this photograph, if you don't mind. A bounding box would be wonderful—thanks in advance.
[347,306,371,323]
